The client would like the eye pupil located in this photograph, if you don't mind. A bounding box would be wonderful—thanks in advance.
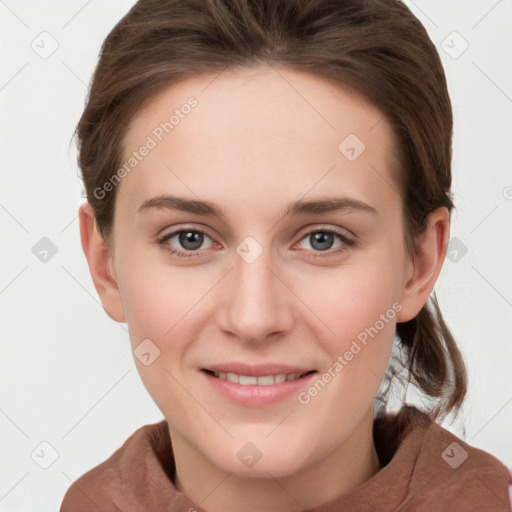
[179,231,203,250]
[311,232,333,251]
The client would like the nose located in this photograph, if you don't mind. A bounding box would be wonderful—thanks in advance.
[215,240,295,346]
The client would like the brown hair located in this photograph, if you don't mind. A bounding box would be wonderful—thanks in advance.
[76,0,467,422]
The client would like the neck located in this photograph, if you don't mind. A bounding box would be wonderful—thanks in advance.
[171,406,381,512]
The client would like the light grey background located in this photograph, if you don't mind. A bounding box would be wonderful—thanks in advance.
[1,1,511,510]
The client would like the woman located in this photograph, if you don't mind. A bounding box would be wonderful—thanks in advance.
[61,0,512,510]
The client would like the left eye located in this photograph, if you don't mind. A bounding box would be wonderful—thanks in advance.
[295,229,354,254]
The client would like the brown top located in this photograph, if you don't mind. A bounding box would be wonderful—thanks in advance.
[60,406,512,511]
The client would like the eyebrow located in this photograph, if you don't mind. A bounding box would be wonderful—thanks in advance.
[138,194,377,219]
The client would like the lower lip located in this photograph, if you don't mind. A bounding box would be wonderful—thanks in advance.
[201,370,318,407]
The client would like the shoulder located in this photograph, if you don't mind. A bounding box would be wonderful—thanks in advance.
[60,420,170,512]
[397,409,512,511]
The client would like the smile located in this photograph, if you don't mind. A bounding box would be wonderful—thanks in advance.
[201,368,319,407]
[208,370,313,385]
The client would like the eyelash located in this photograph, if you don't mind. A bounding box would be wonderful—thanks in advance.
[156,225,356,260]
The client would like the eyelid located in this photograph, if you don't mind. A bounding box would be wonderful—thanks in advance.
[157,223,353,244]
[157,224,216,242]
[294,223,355,242]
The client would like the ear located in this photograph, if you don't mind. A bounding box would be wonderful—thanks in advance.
[79,203,126,323]
[396,206,450,322]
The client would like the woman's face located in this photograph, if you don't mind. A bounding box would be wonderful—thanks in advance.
[109,64,415,477]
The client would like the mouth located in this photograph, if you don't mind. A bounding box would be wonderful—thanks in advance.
[201,369,317,386]
[200,365,319,407]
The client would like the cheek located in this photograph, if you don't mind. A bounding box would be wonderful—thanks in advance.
[296,261,401,342]
[115,260,203,412]
[292,258,402,400]
[116,249,210,341]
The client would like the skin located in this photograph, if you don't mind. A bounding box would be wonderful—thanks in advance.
[80,64,450,512]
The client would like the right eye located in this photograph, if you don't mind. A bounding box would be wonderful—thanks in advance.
[157,228,216,258]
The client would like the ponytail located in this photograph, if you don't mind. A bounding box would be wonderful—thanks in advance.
[391,292,468,421]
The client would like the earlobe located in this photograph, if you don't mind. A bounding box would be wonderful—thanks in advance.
[78,203,126,323]
[396,207,450,323]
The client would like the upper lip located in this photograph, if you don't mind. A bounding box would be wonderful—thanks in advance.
[202,363,316,377]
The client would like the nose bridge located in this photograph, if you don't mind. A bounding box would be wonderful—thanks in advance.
[216,235,293,344]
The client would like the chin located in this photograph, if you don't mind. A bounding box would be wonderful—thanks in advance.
[209,442,313,479]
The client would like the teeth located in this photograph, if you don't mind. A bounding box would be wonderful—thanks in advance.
[239,375,258,385]
[211,371,306,385]
[227,372,238,383]
[273,373,287,384]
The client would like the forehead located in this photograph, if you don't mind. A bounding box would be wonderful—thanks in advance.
[119,64,400,215]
